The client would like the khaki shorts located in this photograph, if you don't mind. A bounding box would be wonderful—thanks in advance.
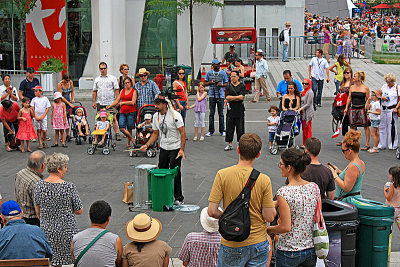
[96,104,118,116]
[323,43,330,53]
[33,118,48,131]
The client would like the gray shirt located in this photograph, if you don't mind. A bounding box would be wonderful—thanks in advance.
[72,228,118,267]
[301,89,314,123]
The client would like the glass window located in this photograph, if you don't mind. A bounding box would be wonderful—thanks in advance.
[136,1,177,78]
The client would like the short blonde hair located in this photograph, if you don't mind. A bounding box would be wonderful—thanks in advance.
[46,153,69,173]
[384,73,396,83]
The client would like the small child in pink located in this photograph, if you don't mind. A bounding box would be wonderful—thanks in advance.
[384,166,400,230]
[51,92,69,147]
[16,97,37,152]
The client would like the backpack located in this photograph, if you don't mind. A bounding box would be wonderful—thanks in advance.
[279,30,285,42]
[218,169,260,242]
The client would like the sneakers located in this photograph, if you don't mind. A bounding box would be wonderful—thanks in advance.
[43,142,49,148]
[221,132,226,137]
[224,144,233,151]
[193,136,198,141]
[205,132,213,137]
[173,200,184,206]
[199,136,204,141]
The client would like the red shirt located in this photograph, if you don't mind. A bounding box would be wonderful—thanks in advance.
[175,81,187,101]
[0,101,20,122]
[120,88,137,113]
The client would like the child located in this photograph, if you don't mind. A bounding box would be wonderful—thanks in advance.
[335,40,343,59]
[94,111,110,146]
[267,106,280,149]
[16,97,37,152]
[51,92,69,148]
[366,90,381,153]
[384,167,400,230]
[189,82,207,141]
[137,113,153,142]
[73,107,89,136]
[30,86,51,149]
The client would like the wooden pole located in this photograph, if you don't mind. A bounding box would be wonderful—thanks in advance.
[161,41,164,75]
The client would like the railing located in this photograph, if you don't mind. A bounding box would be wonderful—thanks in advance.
[0,70,61,92]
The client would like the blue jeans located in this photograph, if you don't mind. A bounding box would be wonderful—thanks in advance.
[311,78,324,105]
[179,100,187,125]
[209,97,225,134]
[217,240,270,267]
[283,43,288,62]
[119,112,136,130]
[275,248,317,267]
[334,79,341,93]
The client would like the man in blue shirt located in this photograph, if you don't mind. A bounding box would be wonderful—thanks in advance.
[276,70,303,109]
[205,59,228,137]
[0,200,52,260]
[250,51,271,103]
[18,67,40,101]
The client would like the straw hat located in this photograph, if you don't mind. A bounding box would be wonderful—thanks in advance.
[285,22,291,26]
[200,207,219,233]
[125,213,162,242]
[136,68,150,76]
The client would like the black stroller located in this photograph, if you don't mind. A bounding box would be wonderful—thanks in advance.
[67,103,92,145]
[270,110,301,155]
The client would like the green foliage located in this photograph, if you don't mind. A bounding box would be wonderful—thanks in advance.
[13,0,38,19]
[146,0,224,16]
[39,57,66,72]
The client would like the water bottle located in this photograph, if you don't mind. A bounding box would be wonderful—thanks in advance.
[385,182,391,191]
[227,102,231,110]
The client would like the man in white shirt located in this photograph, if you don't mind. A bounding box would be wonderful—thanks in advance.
[282,22,291,62]
[92,62,121,140]
[380,74,398,150]
[308,49,330,108]
[140,94,187,205]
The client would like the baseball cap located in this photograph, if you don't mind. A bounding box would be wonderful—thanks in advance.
[211,58,221,65]
[230,44,235,48]
[27,67,35,73]
[144,113,152,120]
[1,200,21,216]
[100,111,107,118]
[33,85,43,91]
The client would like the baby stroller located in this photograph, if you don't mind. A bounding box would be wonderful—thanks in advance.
[68,102,92,145]
[87,110,116,155]
[331,92,347,133]
[270,110,301,155]
[129,105,158,158]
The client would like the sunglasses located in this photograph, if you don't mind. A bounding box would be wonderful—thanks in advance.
[344,72,351,74]
[302,82,309,85]
[178,73,185,75]
[100,68,107,70]
[342,148,350,153]
[123,68,129,71]
[124,82,131,85]
[139,74,148,77]
[387,80,394,83]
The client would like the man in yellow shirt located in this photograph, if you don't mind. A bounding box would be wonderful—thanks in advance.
[208,133,276,266]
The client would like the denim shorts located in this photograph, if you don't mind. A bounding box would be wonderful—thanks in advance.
[371,119,380,128]
[275,248,317,267]
[119,112,136,130]
[217,240,269,267]
[269,132,276,142]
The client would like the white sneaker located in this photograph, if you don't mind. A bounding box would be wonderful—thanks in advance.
[224,144,233,151]
[221,132,226,137]
[174,200,184,206]
[205,132,213,137]
[200,136,204,141]
[193,136,198,141]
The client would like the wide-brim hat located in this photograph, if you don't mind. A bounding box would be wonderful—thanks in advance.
[125,213,162,242]
[136,68,150,76]
[285,22,291,26]
[54,92,62,100]
[200,207,219,233]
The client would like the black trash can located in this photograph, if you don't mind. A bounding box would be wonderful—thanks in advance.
[322,199,359,267]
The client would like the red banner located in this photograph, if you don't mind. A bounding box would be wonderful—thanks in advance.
[26,0,67,71]
[211,27,257,44]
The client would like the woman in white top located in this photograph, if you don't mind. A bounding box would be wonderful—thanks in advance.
[0,74,19,102]
[380,73,398,150]
[268,148,320,267]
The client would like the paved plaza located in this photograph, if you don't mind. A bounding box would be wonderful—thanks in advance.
[1,58,400,265]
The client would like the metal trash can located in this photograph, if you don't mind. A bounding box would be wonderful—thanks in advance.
[133,164,157,209]
[322,199,359,267]
[345,197,395,267]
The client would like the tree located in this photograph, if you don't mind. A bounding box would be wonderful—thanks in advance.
[14,0,38,70]
[147,0,224,91]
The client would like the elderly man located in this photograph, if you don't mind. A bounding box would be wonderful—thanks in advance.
[92,62,122,141]
[15,150,46,227]
[18,67,39,101]
[135,68,161,110]
[0,200,52,260]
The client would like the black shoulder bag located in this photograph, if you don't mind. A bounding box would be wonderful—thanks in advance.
[219,169,260,242]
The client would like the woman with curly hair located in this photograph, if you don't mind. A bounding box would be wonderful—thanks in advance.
[281,81,301,111]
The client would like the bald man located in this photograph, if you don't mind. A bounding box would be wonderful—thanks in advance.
[15,151,46,226]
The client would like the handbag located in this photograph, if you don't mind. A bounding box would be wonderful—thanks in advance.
[312,183,329,259]
[122,182,134,204]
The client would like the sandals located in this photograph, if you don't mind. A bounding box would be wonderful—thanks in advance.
[368,148,379,153]
[116,134,122,141]
[361,145,370,151]
[51,144,59,147]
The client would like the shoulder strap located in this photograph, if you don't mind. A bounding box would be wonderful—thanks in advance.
[74,230,109,267]
[244,169,260,190]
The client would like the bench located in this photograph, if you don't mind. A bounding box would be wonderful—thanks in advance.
[0,258,50,267]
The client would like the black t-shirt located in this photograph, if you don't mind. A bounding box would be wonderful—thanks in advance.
[19,77,39,100]
[224,52,239,62]
[285,164,336,199]
[226,83,246,118]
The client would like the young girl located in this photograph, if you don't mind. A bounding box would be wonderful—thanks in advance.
[51,92,69,147]
[94,112,111,146]
[73,108,89,136]
[384,167,400,230]
[366,90,381,153]
[189,82,207,141]
[16,97,37,152]
[267,106,280,149]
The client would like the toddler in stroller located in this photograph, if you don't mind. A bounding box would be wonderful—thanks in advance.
[270,110,301,154]
[73,108,89,136]
[137,113,153,143]
[93,111,110,146]
[87,110,116,155]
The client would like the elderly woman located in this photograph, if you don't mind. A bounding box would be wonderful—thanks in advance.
[298,78,314,148]
[327,130,365,201]
[0,100,20,151]
[381,73,399,150]
[34,153,83,267]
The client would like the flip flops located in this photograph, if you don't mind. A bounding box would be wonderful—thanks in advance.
[361,146,370,151]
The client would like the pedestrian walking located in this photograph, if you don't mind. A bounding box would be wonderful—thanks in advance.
[309,49,330,108]
[282,22,291,62]
[250,51,271,103]
[298,78,314,147]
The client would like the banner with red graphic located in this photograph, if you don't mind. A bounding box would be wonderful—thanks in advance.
[26,0,67,71]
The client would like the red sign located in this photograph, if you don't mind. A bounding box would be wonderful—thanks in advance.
[211,27,257,44]
[26,0,67,71]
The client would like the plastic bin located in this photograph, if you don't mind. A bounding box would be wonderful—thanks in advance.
[345,197,395,267]
[149,166,179,212]
[322,199,359,267]
[133,164,157,209]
